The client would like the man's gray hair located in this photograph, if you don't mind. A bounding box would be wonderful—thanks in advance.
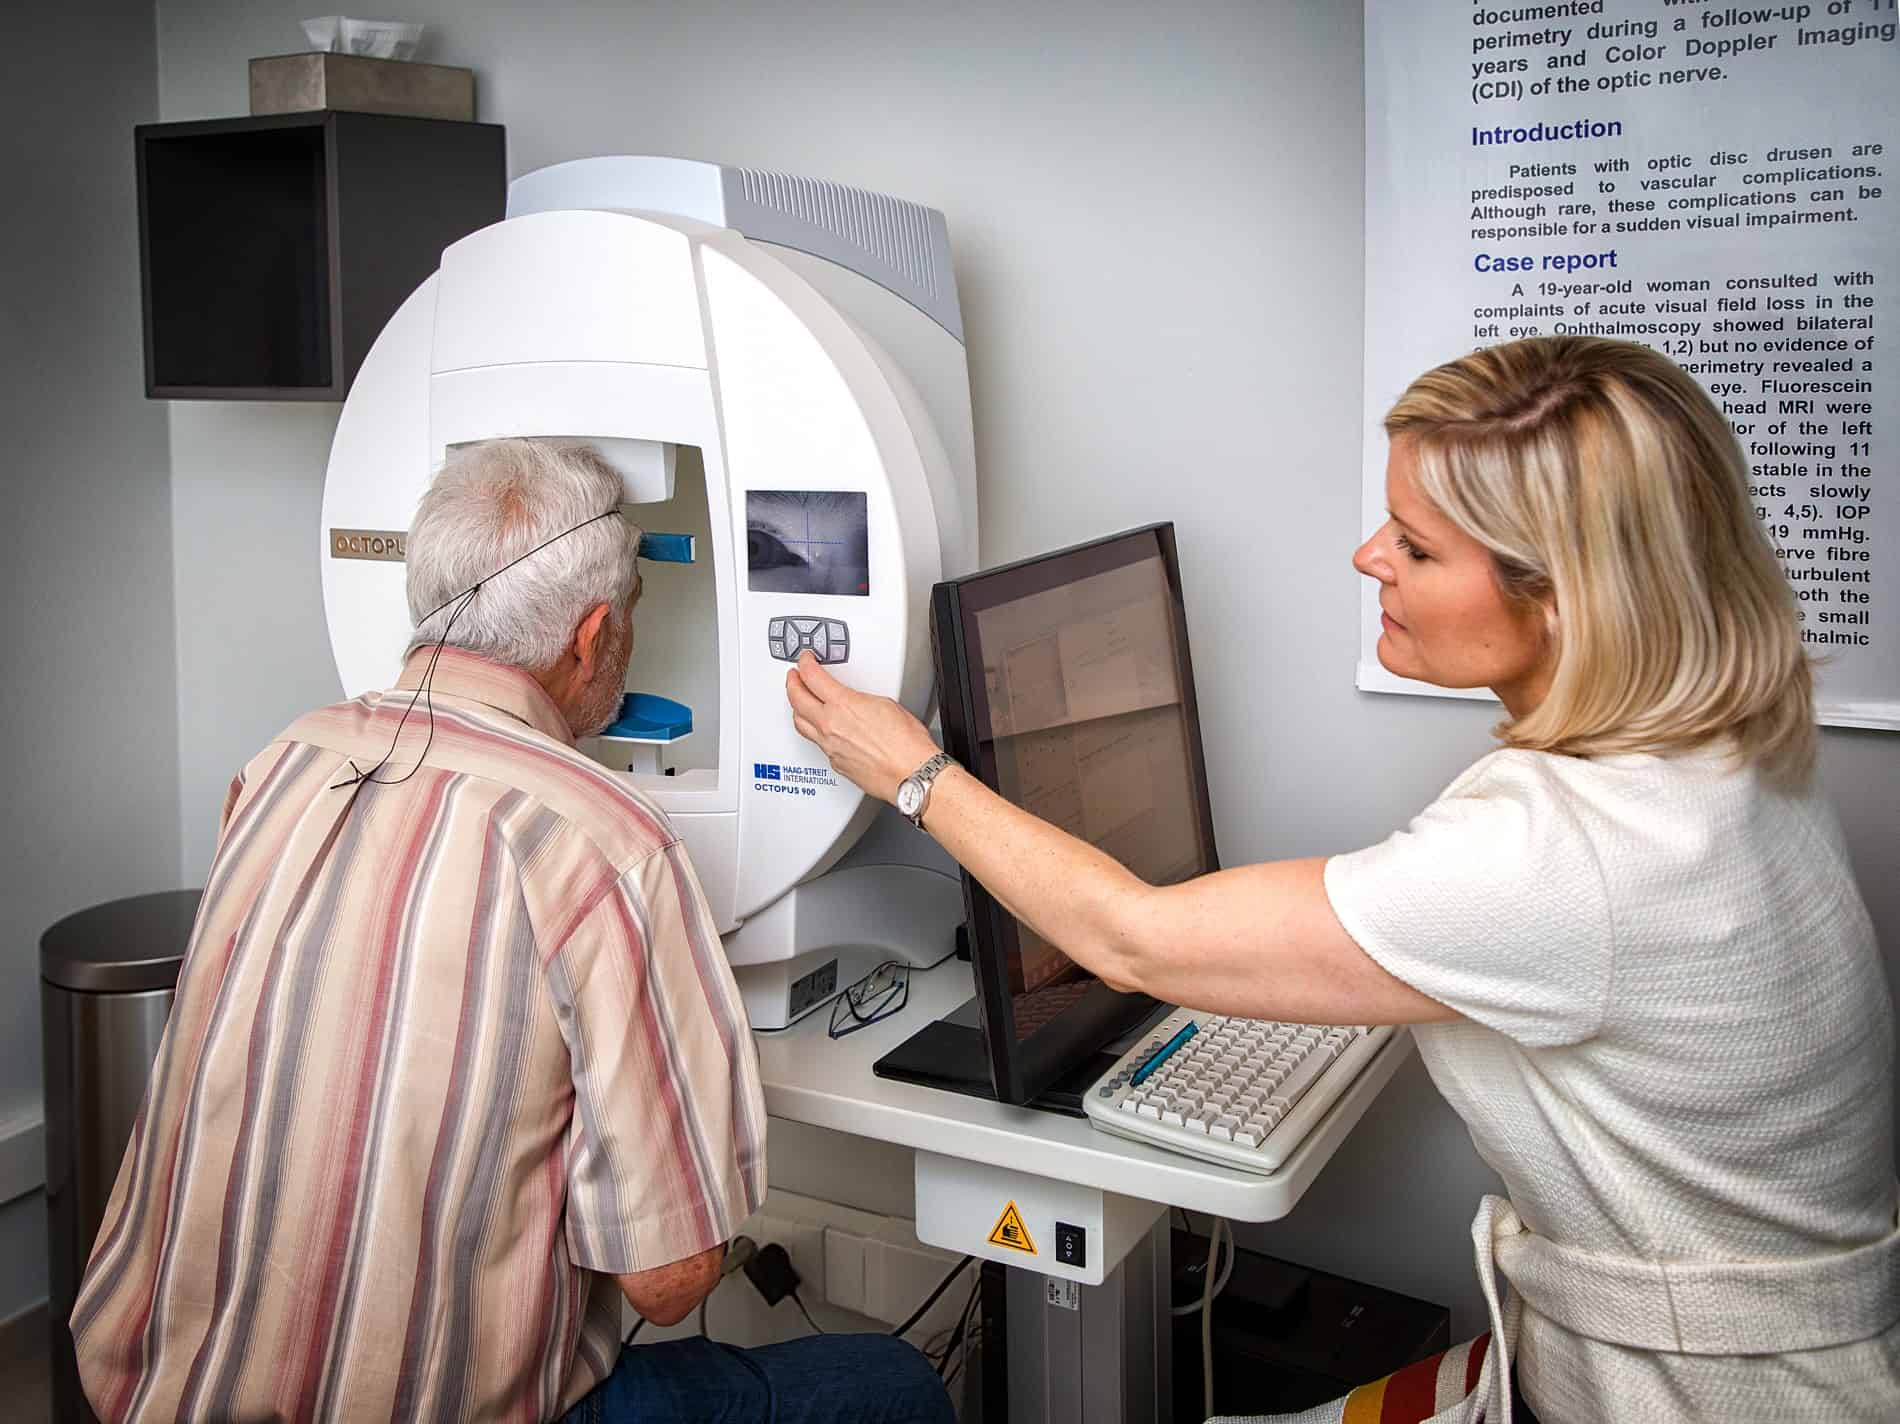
[405,439,641,670]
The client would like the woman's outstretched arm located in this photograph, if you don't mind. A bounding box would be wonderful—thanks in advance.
[786,653,1454,1027]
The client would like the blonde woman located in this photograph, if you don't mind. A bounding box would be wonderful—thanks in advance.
[786,337,1898,1422]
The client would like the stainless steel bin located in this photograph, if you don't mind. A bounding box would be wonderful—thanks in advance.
[41,890,200,1424]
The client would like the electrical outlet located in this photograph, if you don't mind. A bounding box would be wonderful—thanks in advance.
[739,1190,963,1331]
[745,1212,827,1306]
[821,1227,969,1330]
[825,1228,869,1315]
[865,1236,968,1327]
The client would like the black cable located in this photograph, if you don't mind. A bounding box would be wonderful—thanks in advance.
[333,506,622,791]
[890,1255,975,1339]
[330,586,477,790]
[789,1291,825,1334]
[623,1316,645,1346]
[925,1280,979,1366]
[932,1277,983,1378]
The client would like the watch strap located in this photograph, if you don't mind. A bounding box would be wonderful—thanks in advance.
[904,752,955,828]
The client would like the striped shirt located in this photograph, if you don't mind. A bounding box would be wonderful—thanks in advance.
[72,649,768,1423]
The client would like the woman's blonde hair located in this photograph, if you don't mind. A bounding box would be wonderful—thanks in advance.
[1385,335,1815,785]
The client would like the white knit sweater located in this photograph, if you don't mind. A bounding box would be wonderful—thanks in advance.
[1325,745,1900,1422]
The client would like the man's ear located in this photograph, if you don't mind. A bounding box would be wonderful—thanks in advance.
[571,602,612,678]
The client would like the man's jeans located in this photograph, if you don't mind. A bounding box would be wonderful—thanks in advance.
[561,1334,956,1423]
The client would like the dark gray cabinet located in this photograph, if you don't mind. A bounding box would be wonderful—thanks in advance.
[136,109,505,399]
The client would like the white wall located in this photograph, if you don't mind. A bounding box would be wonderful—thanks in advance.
[154,0,1900,1342]
[0,0,176,1321]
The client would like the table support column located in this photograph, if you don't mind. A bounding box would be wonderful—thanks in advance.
[1006,1216,1172,1424]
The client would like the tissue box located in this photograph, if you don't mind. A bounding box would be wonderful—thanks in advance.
[249,53,474,121]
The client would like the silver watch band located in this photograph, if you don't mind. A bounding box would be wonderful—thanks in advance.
[904,752,955,828]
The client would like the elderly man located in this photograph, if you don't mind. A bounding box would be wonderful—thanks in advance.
[72,440,952,1423]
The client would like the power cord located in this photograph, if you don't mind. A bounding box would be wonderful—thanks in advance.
[890,1254,976,1339]
[1203,1219,1223,1415]
[789,1290,826,1334]
[1167,1215,1235,1414]
[1169,1216,1234,1316]
[933,1276,984,1389]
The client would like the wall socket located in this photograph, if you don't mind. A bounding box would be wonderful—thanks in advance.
[741,1190,966,1333]
[824,1227,967,1327]
[746,1212,829,1307]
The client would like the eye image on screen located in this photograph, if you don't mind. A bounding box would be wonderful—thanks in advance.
[747,490,870,596]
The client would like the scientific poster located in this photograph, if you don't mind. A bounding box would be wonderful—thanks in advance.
[1364,1,1897,729]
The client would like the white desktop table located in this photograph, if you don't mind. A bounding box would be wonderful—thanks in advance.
[754,958,1414,1423]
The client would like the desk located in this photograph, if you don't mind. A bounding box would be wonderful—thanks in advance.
[754,958,1414,1422]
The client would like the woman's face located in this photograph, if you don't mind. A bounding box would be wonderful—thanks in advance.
[1352,439,1553,718]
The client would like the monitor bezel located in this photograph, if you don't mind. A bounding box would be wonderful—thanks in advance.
[930,522,1221,1105]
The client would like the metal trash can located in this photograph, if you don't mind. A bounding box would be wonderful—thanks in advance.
[41,890,201,1424]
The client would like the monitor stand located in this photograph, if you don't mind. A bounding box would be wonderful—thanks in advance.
[874,997,1168,1118]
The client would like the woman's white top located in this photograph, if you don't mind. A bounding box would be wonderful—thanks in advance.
[1325,745,1900,1422]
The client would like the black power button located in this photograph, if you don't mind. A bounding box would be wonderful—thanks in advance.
[1054,1222,1087,1268]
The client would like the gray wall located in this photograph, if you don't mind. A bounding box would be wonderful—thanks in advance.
[0,1,176,1321]
[152,0,1900,1341]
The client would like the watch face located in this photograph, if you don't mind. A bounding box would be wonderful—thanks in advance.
[896,779,923,817]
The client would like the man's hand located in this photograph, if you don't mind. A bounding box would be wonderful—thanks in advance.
[616,1243,725,1327]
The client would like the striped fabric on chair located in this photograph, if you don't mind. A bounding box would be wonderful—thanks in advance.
[1211,1332,1491,1424]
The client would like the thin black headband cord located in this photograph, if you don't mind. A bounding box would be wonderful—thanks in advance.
[332,507,624,792]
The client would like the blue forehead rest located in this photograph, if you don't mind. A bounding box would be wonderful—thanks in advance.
[637,532,696,564]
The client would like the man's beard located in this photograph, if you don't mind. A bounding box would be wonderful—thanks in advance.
[572,613,633,737]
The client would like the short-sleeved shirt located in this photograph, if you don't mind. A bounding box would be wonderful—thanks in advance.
[72,648,767,1424]
[1325,745,1899,1419]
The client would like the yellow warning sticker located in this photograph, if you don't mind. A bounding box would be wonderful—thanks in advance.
[987,1201,1037,1255]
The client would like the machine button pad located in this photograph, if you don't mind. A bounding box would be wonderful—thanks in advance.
[768,615,850,664]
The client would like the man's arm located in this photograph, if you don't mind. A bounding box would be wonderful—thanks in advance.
[617,1243,725,1327]
[544,841,767,1320]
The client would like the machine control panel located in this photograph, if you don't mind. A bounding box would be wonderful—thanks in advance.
[768,616,850,664]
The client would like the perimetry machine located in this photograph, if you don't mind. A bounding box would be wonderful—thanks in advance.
[320,155,977,1029]
[320,157,1412,1423]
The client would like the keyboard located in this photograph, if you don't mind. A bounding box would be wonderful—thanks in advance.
[1084,1009,1394,1174]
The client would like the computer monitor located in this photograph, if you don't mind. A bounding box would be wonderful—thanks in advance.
[874,523,1220,1108]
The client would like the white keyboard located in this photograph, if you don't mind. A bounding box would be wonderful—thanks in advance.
[1084,1009,1393,1174]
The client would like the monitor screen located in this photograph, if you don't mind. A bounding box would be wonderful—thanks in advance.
[933,523,1218,1105]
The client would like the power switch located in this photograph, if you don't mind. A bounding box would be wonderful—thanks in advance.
[1054,1222,1086,1269]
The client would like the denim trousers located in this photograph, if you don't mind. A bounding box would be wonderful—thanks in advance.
[561,1333,956,1424]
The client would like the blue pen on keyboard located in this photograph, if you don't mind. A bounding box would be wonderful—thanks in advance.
[1130,1021,1198,1087]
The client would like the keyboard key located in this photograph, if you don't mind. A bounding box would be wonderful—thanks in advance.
[1270,1049,1330,1109]
[1086,1011,1392,1177]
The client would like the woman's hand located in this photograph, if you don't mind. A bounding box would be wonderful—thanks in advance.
[785,652,943,803]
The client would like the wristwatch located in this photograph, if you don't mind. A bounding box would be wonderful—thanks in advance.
[895,752,955,830]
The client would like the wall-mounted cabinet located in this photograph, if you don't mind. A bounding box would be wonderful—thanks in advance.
[136,110,504,400]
